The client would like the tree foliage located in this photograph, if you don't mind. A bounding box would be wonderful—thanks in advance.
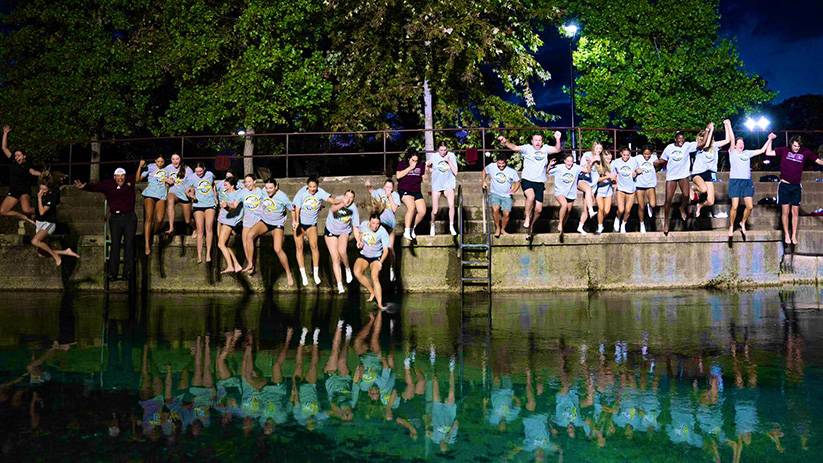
[561,0,775,135]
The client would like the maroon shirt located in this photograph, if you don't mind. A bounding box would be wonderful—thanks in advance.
[86,179,136,214]
[396,160,424,192]
[775,147,818,184]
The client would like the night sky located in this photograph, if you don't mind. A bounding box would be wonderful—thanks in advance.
[535,0,823,124]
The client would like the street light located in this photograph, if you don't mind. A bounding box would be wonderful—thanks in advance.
[562,23,579,153]
[236,128,246,136]
[744,115,770,146]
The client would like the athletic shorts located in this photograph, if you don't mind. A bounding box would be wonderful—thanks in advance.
[777,182,801,206]
[219,221,243,234]
[521,179,545,203]
[635,186,654,191]
[488,193,513,212]
[578,172,593,184]
[380,223,395,234]
[728,179,754,199]
[193,205,215,212]
[264,222,284,232]
[596,183,613,198]
[359,255,380,264]
[324,228,343,238]
[399,189,423,201]
[35,221,56,235]
[7,184,31,199]
[691,170,714,182]
[298,223,316,232]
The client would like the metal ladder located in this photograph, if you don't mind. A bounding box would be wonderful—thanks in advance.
[457,185,493,293]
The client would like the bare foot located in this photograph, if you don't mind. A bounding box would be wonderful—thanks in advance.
[367,293,376,302]
[165,228,174,236]
[206,254,211,263]
[233,264,243,273]
[221,267,234,274]
[243,266,254,275]
[286,274,295,286]
[680,209,687,221]
[501,230,510,236]
[53,255,62,267]
[145,245,151,256]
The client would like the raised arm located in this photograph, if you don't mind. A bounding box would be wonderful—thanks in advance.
[715,119,733,148]
[330,196,347,212]
[2,126,12,158]
[750,133,776,157]
[546,131,563,154]
[396,157,418,179]
[496,136,522,152]
[37,189,50,217]
[702,122,715,150]
[136,160,146,185]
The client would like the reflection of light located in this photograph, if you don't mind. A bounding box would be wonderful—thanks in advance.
[562,23,579,37]
[237,129,246,136]
[757,116,770,130]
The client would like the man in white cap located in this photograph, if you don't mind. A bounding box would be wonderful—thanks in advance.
[74,166,138,281]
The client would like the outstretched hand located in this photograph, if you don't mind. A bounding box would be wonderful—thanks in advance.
[497,135,507,144]
[553,131,562,140]
[73,179,87,189]
[767,132,777,140]
[2,125,10,134]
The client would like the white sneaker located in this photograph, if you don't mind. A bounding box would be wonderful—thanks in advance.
[300,269,309,287]
[313,270,321,285]
[577,224,588,235]
[450,225,457,236]
[345,325,352,340]
[613,217,620,231]
[337,282,345,294]
[714,211,728,218]
[647,204,653,217]
[588,206,596,217]
[403,357,411,369]
[449,356,456,372]
[620,223,627,233]
[523,218,530,229]
[299,327,308,346]
[336,319,344,329]
[430,224,436,236]
[411,229,417,239]
[403,229,413,241]
[640,222,646,234]
[344,267,353,284]
[312,328,320,345]
[389,266,396,282]
[596,224,604,234]
[429,344,436,365]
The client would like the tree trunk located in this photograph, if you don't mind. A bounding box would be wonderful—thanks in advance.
[90,135,101,182]
[423,80,434,162]
[243,127,255,176]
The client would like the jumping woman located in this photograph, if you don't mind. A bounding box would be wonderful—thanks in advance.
[367,178,400,281]
[497,131,562,237]
[726,130,774,242]
[660,125,708,235]
[548,152,589,239]
[243,178,294,285]
[353,212,391,309]
[576,142,603,233]
[31,173,79,266]
[324,189,359,294]
[634,147,662,233]
[427,144,458,236]
[611,147,642,233]
[216,175,243,274]
[691,120,732,218]
[594,150,615,234]
[396,150,426,241]
[240,174,263,273]
[163,153,193,236]
[292,176,336,286]
[138,156,167,255]
[185,162,216,263]
[1,125,40,224]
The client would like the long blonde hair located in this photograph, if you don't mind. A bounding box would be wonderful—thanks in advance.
[596,150,613,177]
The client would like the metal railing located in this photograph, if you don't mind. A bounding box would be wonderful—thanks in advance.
[3,126,822,184]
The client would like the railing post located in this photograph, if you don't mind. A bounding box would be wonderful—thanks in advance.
[382,130,387,175]
[285,133,289,178]
[90,136,101,182]
[68,144,73,181]
[612,129,617,153]
[784,130,789,146]
[180,136,185,158]
[243,127,255,176]
[481,128,486,168]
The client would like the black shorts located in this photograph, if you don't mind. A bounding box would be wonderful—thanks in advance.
[777,182,802,206]
[6,184,31,199]
[359,255,380,264]
[380,223,395,234]
[324,228,341,238]
[690,170,714,182]
[298,223,316,232]
[220,222,243,234]
[265,222,284,232]
[521,179,545,203]
[193,205,215,213]
[399,189,423,201]
[635,186,654,191]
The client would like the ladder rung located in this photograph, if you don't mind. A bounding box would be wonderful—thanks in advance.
[461,260,489,267]
[461,277,489,283]
[462,243,489,250]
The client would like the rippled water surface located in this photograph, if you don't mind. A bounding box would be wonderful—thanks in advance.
[1,287,821,462]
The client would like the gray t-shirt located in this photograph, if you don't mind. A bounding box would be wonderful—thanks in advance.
[484,164,520,197]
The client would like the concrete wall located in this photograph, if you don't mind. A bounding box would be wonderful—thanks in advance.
[0,229,817,292]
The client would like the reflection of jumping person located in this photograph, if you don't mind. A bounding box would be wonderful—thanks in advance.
[31,173,79,266]
[292,176,337,286]
[497,132,562,236]
[353,213,391,309]
[324,190,359,293]
[427,356,459,453]
[426,144,458,236]
[324,321,355,421]
[1,125,41,224]
[292,327,328,430]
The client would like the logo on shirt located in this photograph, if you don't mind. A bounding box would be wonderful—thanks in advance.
[244,194,260,209]
[494,171,508,184]
[738,153,748,161]
[363,231,378,246]
[533,151,546,161]
[641,161,653,173]
[153,170,166,182]
[197,180,212,194]
[302,195,320,212]
[262,198,278,213]
[670,150,684,162]
[786,152,805,163]
[704,150,715,161]
[335,208,352,223]
[619,165,632,177]
[437,160,449,173]
[561,172,574,184]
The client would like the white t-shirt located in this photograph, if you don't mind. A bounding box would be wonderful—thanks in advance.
[579,151,600,185]
[661,141,697,181]
[549,163,581,199]
[519,144,552,183]
[691,146,719,174]
[484,164,520,197]
[634,155,658,189]
[430,152,457,192]
[728,149,757,180]
[611,157,639,194]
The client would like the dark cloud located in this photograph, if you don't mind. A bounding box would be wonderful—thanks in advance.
[720,0,823,42]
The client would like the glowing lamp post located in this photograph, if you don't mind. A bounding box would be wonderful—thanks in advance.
[562,23,579,153]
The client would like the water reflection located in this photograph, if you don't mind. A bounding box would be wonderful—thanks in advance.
[0,288,821,461]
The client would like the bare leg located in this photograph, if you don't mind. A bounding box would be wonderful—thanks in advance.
[192,335,203,387]
[728,197,740,237]
[204,209,215,262]
[181,203,193,234]
[523,188,535,227]
[790,205,799,244]
[354,313,375,356]
[444,188,456,232]
[780,205,791,244]
[1,196,34,223]
[430,190,441,233]
[324,322,344,373]
[307,341,319,385]
[307,227,321,272]
[491,205,501,237]
[337,328,351,376]
[663,180,676,233]
[501,210,511,235]
[143,197,156,255]
[370,261,385,308]
[354,258,375,302]
[272,228,294,285]
[294,226,306,273]
[556,196,568,233]
[165,194,177,234]
[217,225,241,273]
[272,328,293,384]
[677,178,690,222]
[153,199,166,235]
[242,224,259,272]
[402,195,416,230]
[622,192,635,223]
[203,335,213,388]
[30,229,61,266]
[325,234,343,287]
[369,310,383,354]
[194,211,205,263]
[337,232,351,275]
[740,198,753,234]
[414,199,426,231]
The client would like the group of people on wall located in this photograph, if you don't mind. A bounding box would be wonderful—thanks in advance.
[3,120,822,304]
